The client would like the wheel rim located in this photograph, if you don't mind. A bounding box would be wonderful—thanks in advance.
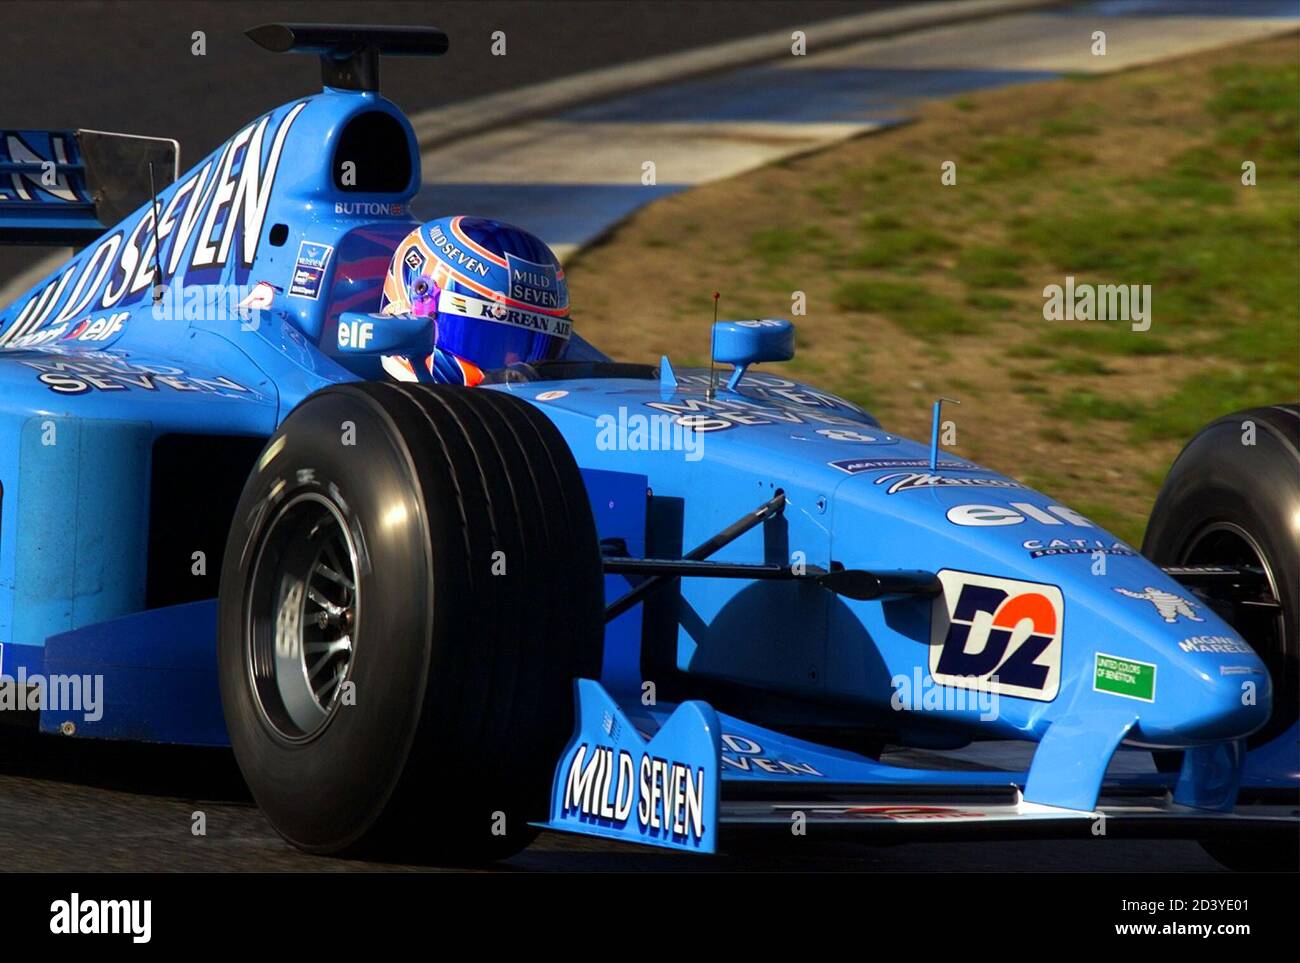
[247,492,359,742]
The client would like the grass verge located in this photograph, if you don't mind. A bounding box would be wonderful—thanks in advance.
[568,35,1300,544]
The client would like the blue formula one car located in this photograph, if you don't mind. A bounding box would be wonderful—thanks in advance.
[0,25,1295,869]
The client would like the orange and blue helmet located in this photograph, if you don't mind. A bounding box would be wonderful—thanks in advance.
[381,216,571,380]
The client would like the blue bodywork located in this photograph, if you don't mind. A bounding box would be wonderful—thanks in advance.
[0,72,1293,856]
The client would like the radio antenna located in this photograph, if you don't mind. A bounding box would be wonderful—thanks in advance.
[707,291,720,399]
[929,397,961,471]
[148,161,165,304]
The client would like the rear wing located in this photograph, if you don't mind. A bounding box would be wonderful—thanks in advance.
[246,22,449,92]
[0,128,178,246]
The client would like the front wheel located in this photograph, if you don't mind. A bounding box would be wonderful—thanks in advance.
[1143,404,1299,873]
[1143,404,1299,745]
[218,383,604,863]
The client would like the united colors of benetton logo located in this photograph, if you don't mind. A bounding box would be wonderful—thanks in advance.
[930,570,1063,702]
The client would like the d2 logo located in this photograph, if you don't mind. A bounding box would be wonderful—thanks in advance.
[930,571,1063,701]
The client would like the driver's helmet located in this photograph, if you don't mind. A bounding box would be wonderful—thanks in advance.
[380,216,571,384]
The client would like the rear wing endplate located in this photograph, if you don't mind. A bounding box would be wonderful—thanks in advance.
[0,128,178,246]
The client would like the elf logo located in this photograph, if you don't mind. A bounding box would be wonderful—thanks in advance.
[930,570,1063,702]
[63,311,127,343]
[946,501,1092,528]
[336,317,374,350]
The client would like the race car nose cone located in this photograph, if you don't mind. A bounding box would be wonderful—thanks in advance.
[1135,647,1273,746]
[1195,667,1271,741]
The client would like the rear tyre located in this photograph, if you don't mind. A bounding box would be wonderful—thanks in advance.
[218,383,604,863]
[1143,404,1299,872]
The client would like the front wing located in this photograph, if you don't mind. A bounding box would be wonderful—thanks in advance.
[540,679,1297,854]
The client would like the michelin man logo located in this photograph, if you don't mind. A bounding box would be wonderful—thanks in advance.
[1114,586,1203,624]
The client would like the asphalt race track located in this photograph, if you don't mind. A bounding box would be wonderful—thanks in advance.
[0,1,1284,873]
[0,0,891,284]
[0,729,1226,871]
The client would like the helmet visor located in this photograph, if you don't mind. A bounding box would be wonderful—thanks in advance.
[435,288,571,369]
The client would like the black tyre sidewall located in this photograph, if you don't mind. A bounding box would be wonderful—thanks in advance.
[220,384,604,863]
[218,387,435,853]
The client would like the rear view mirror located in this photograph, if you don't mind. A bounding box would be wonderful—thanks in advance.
[711,318,795,368]
[332,310,432,356]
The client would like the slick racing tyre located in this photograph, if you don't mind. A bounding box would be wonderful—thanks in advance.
[1143,404,1299,745]
[1143,404,1299,873]
[218,383,604,863]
